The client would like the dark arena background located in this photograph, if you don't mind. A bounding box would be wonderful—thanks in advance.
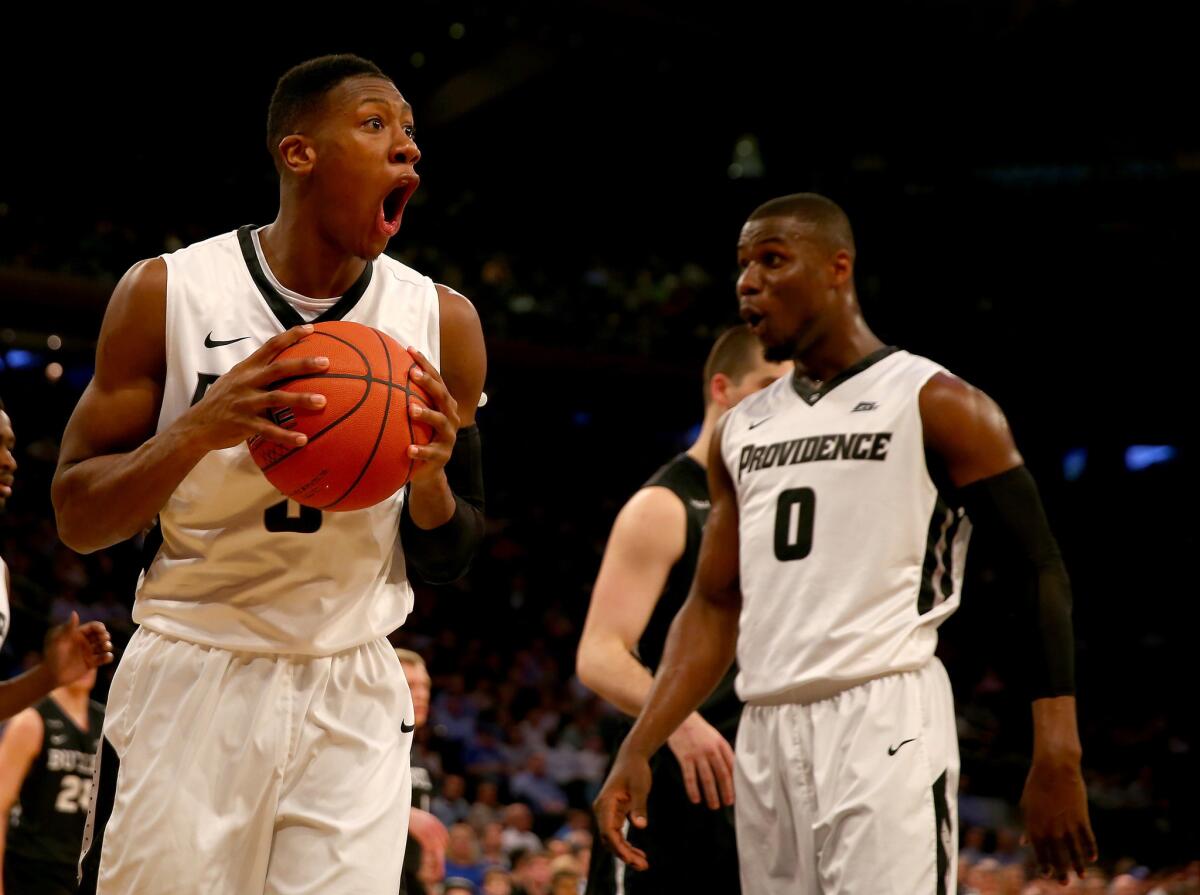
[1,4,1196,893]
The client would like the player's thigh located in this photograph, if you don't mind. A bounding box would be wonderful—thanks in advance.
[811,665,957,895]
[735,704,821,895]
[96,629,285,893]
[265,638,412,895]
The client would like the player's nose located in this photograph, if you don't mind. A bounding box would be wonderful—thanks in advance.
[391,132,421,167]
[737,265,762,296]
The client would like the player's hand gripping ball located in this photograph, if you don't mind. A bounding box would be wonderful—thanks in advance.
[249,321,433,511]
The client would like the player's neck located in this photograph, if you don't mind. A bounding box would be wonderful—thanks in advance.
[260,210,368,299]
[50,689,90,726]
[686,413,719,468]
[797,310,885,384]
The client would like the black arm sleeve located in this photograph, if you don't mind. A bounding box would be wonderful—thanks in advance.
[400,424,484,585]
[958,465,1075,699]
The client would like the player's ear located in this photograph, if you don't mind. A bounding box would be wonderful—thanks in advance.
[710,372,732,409]
[829,248,854,287]
[278,135,316,177]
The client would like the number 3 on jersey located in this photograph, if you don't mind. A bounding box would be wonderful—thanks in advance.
[774,487,816,561]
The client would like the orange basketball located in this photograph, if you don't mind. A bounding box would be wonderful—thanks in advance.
[248,321,433,511]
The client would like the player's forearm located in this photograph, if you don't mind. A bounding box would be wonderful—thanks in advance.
[0,664,54,722]
[1031,696,1083,768]
[407,471,456,529]
[577,637,659,719]
[53,421,210,553]
[624,593,738,758]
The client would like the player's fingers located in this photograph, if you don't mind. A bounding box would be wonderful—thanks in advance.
[407,347,444,383]
[66,611,80,631]
[1062,829,1086,878]
[254,390,327,412]
[251,419,308,448]
[696,755,721,810]
[409,405,455,441]
[258,354,330,385]
[715,744,736,806]
[1078,820,1098,863]
[1029,834,1054,880]
[408,442,451,465]
[1042,834,1071,884]
[678,756,701,804]
[250,324,314,363]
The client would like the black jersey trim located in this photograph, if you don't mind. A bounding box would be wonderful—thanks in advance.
[790,345,901,406]
[236,226,372,329]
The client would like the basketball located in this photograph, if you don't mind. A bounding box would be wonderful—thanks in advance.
[248,320,433,512]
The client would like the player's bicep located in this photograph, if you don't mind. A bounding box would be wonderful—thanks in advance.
[693,418,741,607]
[920,373,1023,488]
[57,258,167,469]
[583,488,687,650]
[0,710,42,809]
[435,285,486,427]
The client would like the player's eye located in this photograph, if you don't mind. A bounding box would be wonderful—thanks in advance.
[763,252,783,267]
[403,125,416,140]
[364,116,385,130]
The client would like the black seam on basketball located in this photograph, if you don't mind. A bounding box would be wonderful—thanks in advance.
[258,378,372,473]
[257,328,378,472]
[404,363,418,485]
[323,330,395,510]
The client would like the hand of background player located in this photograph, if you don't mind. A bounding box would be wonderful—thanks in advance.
[666,712,736,809]
[404,347,460,485]
[44,612,114,685]
[408,808,449,880]
[1020,760,1097,884]
[593,744,654,871]
[181,325,329,451]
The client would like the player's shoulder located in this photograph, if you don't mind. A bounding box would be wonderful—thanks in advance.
[726,372,793,426]
[374,252,435,290]
[160,228,242,265]
[1,705,45,747]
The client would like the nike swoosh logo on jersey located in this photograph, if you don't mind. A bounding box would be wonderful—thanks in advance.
[50,734,68,745]
[401,720,416,734]
[748,417,773,430]
[689,499,711,509]
[887,738,917,756]
[204,332,252,348]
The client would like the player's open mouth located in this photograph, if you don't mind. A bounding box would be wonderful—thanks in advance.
[741,307,766,333]
[378,178,418,238]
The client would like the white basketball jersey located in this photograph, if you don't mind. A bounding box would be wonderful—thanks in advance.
[721,348,972,704]
[134,226,440,656]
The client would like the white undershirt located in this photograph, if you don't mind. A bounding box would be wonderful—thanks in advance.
[252,228,342,321]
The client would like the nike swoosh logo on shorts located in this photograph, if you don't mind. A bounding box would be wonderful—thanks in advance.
[401,721,416,734]
[205,332,251,348]
[749,417,773,430]
[887,738,917,756]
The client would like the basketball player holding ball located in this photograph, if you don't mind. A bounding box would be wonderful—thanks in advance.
[50,55,486,894]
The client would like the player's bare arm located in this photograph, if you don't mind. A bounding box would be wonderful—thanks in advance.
[578,486,736,808]
[52,259,325,553]
[921,372,1097,885]
[0,707,43,888]
[0,614,113,721]
[593,416,741,870]
[402,284,485,529]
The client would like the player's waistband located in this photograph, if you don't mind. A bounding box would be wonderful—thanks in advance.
[742,661,933,708]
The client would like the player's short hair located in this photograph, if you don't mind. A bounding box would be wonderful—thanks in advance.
[748,192,856,259]
[394,648,425,668]
[702,324,766,407]
[267,54,389,170]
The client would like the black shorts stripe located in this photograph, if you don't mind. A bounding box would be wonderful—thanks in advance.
[78,736,119,895]
[918,498,951,615]
[932,769,950,895]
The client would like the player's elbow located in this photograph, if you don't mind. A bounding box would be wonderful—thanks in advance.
[52,469,131,554]
[575,638,608,694]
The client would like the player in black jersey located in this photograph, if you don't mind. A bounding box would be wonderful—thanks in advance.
[1,397,113,723]
[577,326,789,894]
[0,666,103,895]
